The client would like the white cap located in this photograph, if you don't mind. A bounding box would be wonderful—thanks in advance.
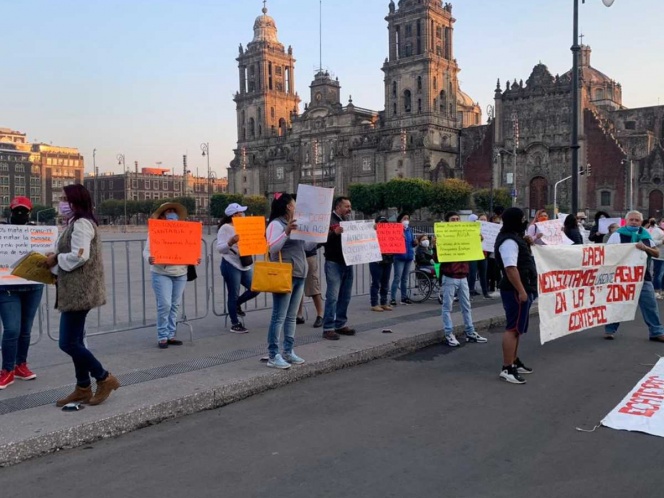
[225,203,248,216]
[468,214,478,222]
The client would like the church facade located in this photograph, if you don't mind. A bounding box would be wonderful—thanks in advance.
[228,1,481,197]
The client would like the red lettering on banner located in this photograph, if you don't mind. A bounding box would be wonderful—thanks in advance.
[614,266,645,283]
[539,269,599,293]
[554,292,567,314]
[568,306,607,332]
[618,376,664,417]
[582,246,605,267]
[572,288,585,308]
[606,283,636,303]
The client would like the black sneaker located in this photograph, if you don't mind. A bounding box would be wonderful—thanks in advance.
[236,305,246,317]
[514,357,533,374]
[401,298,413,305]
[390,299,397,306]
[499,365,526,384]
[296,316,305,325]
[313,316,323,328]
[230,323,249,334]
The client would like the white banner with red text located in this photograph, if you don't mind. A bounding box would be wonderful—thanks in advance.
[602,357,664,438]
[532,244,647,344]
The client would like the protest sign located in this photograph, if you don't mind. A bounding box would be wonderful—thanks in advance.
[434,222,484,263]
[533,244,647,344]
[0,225,58,285]
[148,219,202,265]
[376,223,406,254]
[341,220,382,266]
[233,216,267,256]
[601,357,664,438]
[290,184,335,243]
[558,213,569,221]
[480,221,501,253]
[599,217,622,235]
[535,219,573,245]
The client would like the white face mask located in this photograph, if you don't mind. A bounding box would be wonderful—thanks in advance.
[421,239,430,248]
[402,220,410,228]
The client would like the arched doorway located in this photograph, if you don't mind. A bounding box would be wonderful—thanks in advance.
[649,190,663,219]
[529,176,548,211]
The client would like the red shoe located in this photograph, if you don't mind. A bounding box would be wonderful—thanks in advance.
[14,363,37,381]
[0,369,15,389]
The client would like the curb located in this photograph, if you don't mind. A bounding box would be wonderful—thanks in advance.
[0,312,511,467]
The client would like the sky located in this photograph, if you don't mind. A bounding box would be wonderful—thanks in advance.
[2,0,662,179]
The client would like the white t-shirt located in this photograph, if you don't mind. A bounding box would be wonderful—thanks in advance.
[498,239,519,267]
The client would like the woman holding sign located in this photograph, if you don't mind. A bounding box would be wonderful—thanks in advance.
[390,213,416,306]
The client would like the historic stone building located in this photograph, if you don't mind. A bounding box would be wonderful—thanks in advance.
[228,1,481,196]
[462,45,664,218]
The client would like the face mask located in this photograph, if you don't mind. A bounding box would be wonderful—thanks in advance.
[10,212,30,225]
[421,240,430,248]
[402,220,410,228]
[625,226,639,233]
[165,212,179,221]
[59,201,73,219]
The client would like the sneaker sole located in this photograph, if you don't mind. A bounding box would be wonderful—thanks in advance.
[517,369,533,375]
[466,339,488,344]
[0,381,14,390]
[267,363,291,370]
[230,329,249,334]
[499,374,526,384]
[15,375,37,381]
[286,360,305,365]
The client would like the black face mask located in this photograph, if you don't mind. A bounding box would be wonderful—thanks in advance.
[10,212,30,225]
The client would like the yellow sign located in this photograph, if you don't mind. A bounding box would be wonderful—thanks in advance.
[434,222,484,263]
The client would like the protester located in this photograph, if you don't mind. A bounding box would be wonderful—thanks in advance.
[44,184,120,406]
[216,202,259,333]
[414,233,435,272]
[322,197,355,340]
[603,211,664,341]
[589,210,610,243]
[487,215,502,294]
[440,211,487,347]
[563,214,583,245]
[0,197,44,390]
[144,202,194,349]
[265,193,317,368]
[296,246,324,327]
[647,218,664,299]
[602,223,619,243]
[526,209,548,245]
[390,212,416,306]
[576,211,588,228]
[494,207,537,384]
[369,216,394,312]
[468,213,492,299]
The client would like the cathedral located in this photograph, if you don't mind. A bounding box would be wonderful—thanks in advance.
[227,1,481,197]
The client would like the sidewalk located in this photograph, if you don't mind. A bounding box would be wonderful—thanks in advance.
[0,295,521,467]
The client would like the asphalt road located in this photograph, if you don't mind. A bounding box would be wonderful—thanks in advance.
[3,314,664,498]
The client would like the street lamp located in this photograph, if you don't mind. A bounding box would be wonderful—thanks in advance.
[554,175,573,216]
[117,153,126,232]
[201,142,211,234]
[571,0,615,214]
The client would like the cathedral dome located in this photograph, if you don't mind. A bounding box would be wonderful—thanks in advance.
[456,87,476,108]
[253,6,279,44]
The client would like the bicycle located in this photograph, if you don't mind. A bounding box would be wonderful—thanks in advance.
[407,267,442,304]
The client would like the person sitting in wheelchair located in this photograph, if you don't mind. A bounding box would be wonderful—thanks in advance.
[415,234,436,275]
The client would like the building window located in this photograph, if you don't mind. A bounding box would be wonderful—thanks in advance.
[393,103,397,116]
[163,181,168,190]
[145,180,151,189]
[405,24,412,37]
[417,76,422,93]
[601,191,611,206]
[625,121,636,130]
[362,157,372,172]
[433,77,437,90]
[276,167,284,180]
[392,81,397,98]
[14,164,24,173]
[418,99,422,113]
[109,181,113,189]
[404,90,412,113]
[0,163,7,172]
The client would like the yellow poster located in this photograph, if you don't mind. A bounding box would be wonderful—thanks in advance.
[434,222,484,263]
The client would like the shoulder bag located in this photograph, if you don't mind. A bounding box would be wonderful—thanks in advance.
[251,251,292,294]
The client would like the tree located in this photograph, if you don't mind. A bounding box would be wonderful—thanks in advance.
[243,195,269,217]
[170,197,196,216]
[31,204,57,223]
[210,193,243,218]
[428,179,473,216]
[98,200,123,222]
[383,178,432,214]
[348,183,386,217]
[473,188,511,215]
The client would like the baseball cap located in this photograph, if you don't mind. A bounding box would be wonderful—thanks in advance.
[468,214,478,222]
[225,203,248,217]
[10,196,33,211]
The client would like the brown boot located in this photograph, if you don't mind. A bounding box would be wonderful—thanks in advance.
[56,385,92,407]
[89,373,120,406]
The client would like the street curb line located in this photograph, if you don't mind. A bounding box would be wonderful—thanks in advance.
[0,311,515,467]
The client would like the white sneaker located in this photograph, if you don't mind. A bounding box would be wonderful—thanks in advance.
[499,366,526,384]
[267,354,291,369]
[445,334,460,347]
[283,352,305,365]
[466,332,488,343]
[657,291,664,300]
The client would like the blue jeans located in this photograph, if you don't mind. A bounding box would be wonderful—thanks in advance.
[267,277,305,359]
[370,262,392,306]
[59,310,107,388]
[391,259,412,301]
[0,286,43,371]
[151,272,187,342]
[441,276,476,336]
[653,260,664,291]
[221,259,259,325]
[468,259,489,296]
[605,281,664,338]
[323,261,354,331]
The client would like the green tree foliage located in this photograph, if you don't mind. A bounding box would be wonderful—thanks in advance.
[243,195,269,217]
[383,178,432,213]
[98,199,123,222]
[31,204,57,223]
[472,188,511,215]
[348,183,386,217]
[428,179,473,216]
[210,193,244,218]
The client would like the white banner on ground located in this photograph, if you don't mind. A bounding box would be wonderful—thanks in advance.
[532,244,647,344]
[480,221,501,252]
[602,357,664,438]
[535,219,573,245]
[0,225,59,285]
[290,184,335,243]
[599,217,622,235]
[341,220,382,266]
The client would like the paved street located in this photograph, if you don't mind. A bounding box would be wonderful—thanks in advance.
[3,313,664,498]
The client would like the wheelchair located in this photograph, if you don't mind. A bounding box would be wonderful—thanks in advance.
[407,266,442,304]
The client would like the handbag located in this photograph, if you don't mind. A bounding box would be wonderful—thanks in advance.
[251,251,292,294]
[187,265,197,282]
[239,255,254,267]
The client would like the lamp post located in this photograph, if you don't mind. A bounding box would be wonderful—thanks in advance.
[554,175,573,216]
[201,142,211,234]
[92,148,97,212]
[571,0,615,214]
[116,153,126,232]
[511,112,519,207]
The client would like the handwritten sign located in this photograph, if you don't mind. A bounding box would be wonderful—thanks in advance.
[148,219,202,265]
[434,222,484,263]
[533,244,646,344]
[341,221,382,266]
[377,223,406,254]
[0,225,58,285]
[291,184,335,243]
[535,219,573,245]
[599,217,622,235]
[480,221,501,253]
[233,216,267,256]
